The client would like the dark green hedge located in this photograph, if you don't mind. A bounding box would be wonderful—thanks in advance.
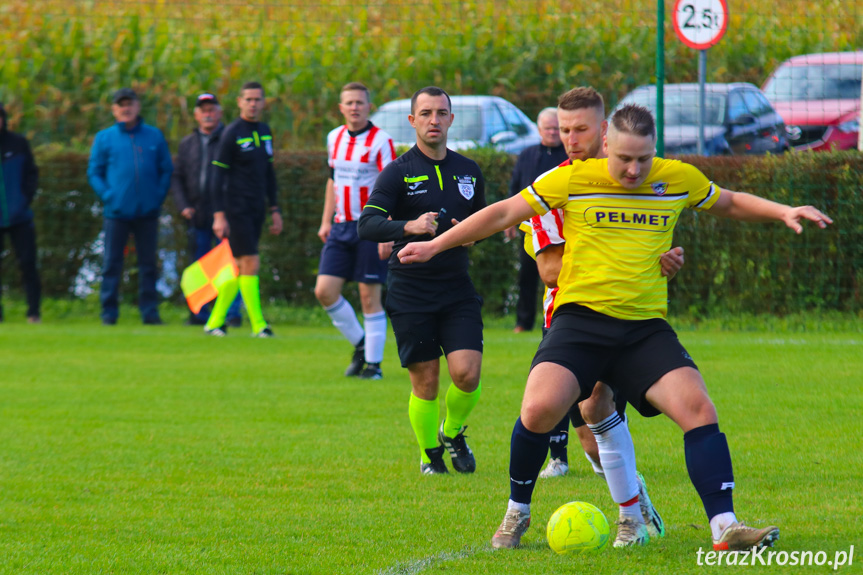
[7,149,861,317]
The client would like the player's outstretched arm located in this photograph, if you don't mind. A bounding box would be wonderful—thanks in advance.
[707,188,833,234]
[398,195,536,264]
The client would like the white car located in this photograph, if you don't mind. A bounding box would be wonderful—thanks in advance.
[370,95,541,154]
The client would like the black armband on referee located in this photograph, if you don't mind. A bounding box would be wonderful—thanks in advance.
[270,206,281,214]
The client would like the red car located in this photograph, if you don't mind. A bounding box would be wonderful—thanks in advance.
[762,51,863,151]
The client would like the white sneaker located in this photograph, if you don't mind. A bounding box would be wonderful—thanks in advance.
[539,458,569,478]
[613,518,649,548]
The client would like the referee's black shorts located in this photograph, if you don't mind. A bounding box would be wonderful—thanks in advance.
[386,275,483,367]
[226,209,265,257]
[532,303,698,417]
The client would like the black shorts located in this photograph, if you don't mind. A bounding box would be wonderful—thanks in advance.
[531,303,698,417]
[387,290,483,367]
[226,210,264,257]
[319,222,388,284]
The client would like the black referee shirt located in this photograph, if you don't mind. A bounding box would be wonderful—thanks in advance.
[210,118,278,214]
[358,145,486,285]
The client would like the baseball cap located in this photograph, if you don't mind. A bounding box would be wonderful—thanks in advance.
[195,93,219,107]
[112,88,138,104]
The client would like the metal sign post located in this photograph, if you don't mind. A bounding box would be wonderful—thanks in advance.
[672,0,728,155]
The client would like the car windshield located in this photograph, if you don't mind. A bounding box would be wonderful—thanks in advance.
[622,91,725,125]
[372,104,484,144]
[763,63,863,101]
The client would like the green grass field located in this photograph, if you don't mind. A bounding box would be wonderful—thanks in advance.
[1,312,861,574]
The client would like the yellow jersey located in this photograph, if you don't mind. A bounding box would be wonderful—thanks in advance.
[519,157,719,320]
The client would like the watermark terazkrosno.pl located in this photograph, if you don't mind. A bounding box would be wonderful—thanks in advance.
[696,545,854,569]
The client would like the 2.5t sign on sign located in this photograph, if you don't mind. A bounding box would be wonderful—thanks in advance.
[672,0,728,50]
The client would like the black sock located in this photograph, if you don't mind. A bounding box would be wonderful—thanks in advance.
[684,423,735,521]
[548,413,570,462]
[510,417,551,504]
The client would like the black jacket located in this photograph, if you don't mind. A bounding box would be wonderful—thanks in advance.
[0,117,39,228]
[508,142,568,198]
[170,123,224,229]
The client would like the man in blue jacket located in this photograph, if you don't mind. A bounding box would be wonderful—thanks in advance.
[88,88,173,325]
[0,101,41,323]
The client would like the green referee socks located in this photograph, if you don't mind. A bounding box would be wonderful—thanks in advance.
[205,276,239,331]
[444,381,481,438]
[238,275,267,334]
[409,393,440,464]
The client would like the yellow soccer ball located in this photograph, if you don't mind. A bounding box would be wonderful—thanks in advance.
[546,501,610,555]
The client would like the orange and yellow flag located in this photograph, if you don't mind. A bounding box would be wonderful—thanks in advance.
[180,240,238,313]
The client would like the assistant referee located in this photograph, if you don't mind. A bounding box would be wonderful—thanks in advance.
[206,81,282,337]
[358,86,486,476]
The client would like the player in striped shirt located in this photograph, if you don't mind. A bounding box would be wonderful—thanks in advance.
[315,82,397,380]
[398,103,832,552]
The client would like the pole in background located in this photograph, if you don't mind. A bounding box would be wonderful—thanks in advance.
[656,0,665,157]
[698,49,707,155]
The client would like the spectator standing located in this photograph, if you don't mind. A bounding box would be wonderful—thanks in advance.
[506,108,567,333]
[87,88,173,325]
[0,101,41,323]
[171,92,241,326]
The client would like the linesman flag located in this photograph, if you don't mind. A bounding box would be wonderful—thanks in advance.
[180,240,238,313]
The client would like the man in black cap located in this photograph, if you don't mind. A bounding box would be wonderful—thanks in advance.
[171,93,241,326]
[88,88,173,325]
[0,101,41,323]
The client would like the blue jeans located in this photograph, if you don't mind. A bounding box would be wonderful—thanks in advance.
[100,216,160,322]
[191,227,241,322]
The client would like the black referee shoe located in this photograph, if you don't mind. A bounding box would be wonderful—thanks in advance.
[438,421,476,473]
[421,446,449,475]
[345,337,365,377]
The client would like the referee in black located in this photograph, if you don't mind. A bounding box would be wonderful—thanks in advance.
[358,86,486,475]
[206,81,282,337]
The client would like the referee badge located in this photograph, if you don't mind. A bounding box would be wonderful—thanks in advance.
[455,175,475,200]
[651,182,669,196]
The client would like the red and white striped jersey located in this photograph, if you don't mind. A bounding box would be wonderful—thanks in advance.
[327,124,397,223]
[528,208,566,329]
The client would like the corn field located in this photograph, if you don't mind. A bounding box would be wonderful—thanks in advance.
[1,0,861,148]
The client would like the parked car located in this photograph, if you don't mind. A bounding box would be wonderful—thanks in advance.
[370,95,541,154]
[614,83,789,156]
[762,51,863,151]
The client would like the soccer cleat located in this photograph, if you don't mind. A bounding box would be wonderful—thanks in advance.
[613,518,650,548]
[636,472,665,538]
[491,508,531,549]
[420,446,449,475]
[539,458,569,479]
[143,316,164,325]
[254,326,275,338]
[358,362,383,380]
[204,325,228,337]
[438,421,476,473]
[344,337,365,377]
[713,522,779,551]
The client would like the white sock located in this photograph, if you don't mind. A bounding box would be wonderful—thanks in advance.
[619,501,642,522]
[710,512,738,540]
[508,500,530,515]
[588,412,639,505]
[583,451,605,477]
[363,311,387,364]
[324,296,364,346]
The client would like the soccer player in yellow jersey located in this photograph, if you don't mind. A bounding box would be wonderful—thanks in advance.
[397,104,832,552]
